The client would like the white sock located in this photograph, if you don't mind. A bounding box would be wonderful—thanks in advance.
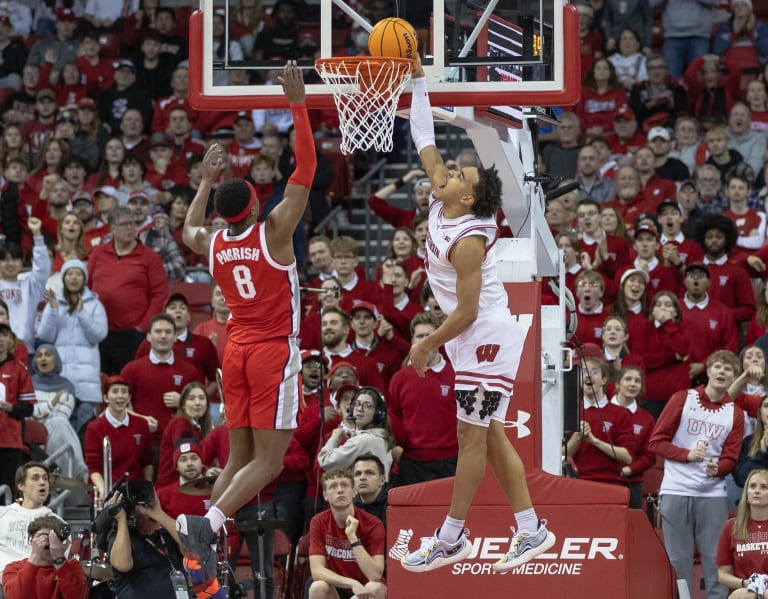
[514,508,539,535]
[205,506,227,533]
[437,515,465,544]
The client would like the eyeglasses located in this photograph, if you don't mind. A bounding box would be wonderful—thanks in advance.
[353,401,375,411]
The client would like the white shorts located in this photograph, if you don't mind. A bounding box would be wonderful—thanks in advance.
[445,308,524,427]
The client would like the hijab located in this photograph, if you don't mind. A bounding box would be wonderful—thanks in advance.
[31,343,76,396]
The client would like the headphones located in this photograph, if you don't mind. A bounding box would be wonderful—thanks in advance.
[349,386,388,426]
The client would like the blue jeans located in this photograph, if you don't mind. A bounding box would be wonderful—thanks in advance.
[662,36,711,77]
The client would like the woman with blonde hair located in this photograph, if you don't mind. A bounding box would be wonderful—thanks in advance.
[52,213,89,272]
[717,469,768,596]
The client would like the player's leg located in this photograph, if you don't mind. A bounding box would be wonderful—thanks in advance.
[209,427,254,505]
[486,418,555,572]
[401,389,490,572]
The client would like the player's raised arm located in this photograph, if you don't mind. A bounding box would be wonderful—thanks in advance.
[183,143,226,255]
[266,60,317,260]
[410,54,449,189]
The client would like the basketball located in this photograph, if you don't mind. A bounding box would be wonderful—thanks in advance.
[368,18,418,59]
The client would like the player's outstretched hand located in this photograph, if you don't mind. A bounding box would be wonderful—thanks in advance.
[201,143,225,183]
[412,51,425,78]
[278,60,305,104]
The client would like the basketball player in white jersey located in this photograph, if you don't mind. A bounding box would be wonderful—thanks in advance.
[400,55,556,573]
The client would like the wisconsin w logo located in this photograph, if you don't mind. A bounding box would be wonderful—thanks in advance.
[476,344,501,363]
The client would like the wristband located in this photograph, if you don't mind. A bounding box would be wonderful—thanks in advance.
[350,540,362,548]
[393,178,405,189]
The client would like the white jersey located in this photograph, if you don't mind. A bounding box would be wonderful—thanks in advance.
[0,503,52,573]
[425,195,506,314]
[425,195,524,398]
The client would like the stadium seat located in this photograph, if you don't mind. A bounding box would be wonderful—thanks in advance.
[288,533,310,599]
[21,418,48,463]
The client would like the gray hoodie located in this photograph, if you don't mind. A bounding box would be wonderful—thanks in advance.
[648,0,720,38]
[318,428,393,479]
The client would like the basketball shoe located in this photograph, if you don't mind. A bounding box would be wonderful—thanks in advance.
[176,514,227,598]
[400,528,472,572]
[493,520,556,572]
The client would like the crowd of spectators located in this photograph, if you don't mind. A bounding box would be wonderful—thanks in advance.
[4,0,768,595]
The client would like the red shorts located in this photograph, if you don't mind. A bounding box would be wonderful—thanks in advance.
[222,338,303,430]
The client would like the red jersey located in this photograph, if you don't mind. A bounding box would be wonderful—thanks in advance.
[193,318,228,363]
[716,518,768,579]
[228,140,261,178]
[84,413,153,484]
[309,506,385,584]
[209,223,300,345]
[0,357,35,450]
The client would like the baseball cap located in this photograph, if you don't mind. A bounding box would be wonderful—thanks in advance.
[332,383,361,408]
[72,192,92,205]
[165,292,189,308]
[36,88,56,101]
[620,268,650,286]
[685,262,710,277]
[77,97,96,110]
[103,375,129,395]
[172,438,204,465]
[647,126,670,141]
[679,179,697,192]
[656,199,682,214]
[325,361,358,380]
[115,59,136,72]
[149,132,170,148]
[300,349,329,367]
[234,111,252,123]
[54,7,75,21]
[94,185,118,197]
[573,342,602,361]
[128,189,150,203]
[350,301,378,318]
[614,105,635,121]
[634,223,659,239]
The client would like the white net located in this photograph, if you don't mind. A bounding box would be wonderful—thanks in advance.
[315,57,413,155]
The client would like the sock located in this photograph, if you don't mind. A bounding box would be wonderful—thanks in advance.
[205,506,227,534]
[514,508,539,535]
[437,515,465,544]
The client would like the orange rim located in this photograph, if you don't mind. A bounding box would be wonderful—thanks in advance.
[316,56,414,97]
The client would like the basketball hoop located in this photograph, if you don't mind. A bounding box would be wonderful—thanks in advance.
[315,57,414,154]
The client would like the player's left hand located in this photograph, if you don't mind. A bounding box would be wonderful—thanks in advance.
[278,60,305,104]
[408,339,430,377]
[200,143,225,183]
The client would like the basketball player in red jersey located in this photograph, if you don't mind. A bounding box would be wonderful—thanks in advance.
[400,54,556,574]
[175,61,315,599]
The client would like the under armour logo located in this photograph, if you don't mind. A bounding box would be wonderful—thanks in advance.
[388,528,414,561]
[476,344,501,363]
[504,410,531,439]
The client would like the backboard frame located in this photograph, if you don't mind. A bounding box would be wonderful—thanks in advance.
[188,0,581,111]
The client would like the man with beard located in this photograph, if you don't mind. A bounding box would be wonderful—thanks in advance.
[321,308,385,391]
[576,145,615,204]
[0,463,52,582]
[73,193,107,249]
[647,127,690,182]
[694,164,728,215]
[694,214,755,325]
[634,146,677,207]
[657,198,703,269]
[157,439,211,519]
[617,223,680,300]
[576,199,630,284]
[605,164,657,227]
[680,263,738,383]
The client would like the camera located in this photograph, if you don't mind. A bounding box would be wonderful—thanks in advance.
[51,518,71,542]
[116,480,156,510]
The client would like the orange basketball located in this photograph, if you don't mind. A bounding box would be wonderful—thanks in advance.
[368,18,418,59]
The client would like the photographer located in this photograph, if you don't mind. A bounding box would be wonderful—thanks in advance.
[2,514,85,599]
[106,484,190,598]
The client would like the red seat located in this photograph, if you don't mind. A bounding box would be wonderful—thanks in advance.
[21,418,48,462]
[288,534,311,599]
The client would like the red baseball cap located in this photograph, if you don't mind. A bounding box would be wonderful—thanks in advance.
[350,301,378,318]
[614,105,635,121]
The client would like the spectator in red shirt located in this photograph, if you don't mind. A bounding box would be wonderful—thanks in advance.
[228,112,261,178]
[156,382,213,488]
[694,214,756,325]
[657,198,703,270]
[150,67,194,134]
[377,259,422,342]
[88,206,167,374]
[610,365,656,508]
[90,137,126,189]
[167,107,206,174]
[76,31,114,100]
[618,223,681,300]
[305,235,337,289]
[366,169,430,229]
[330,236,379,311]
[635,144,677,207]
[308,469,386,599]
[574,269,611,346]
[606,104,646,162]
[349,302,401,388]
[566,357,634,484]
[389,312,458,487]
[722,169,765,262]
[321,309,386,391]
[192,284,229,364]
[0,321,35,493]
[84,375,153,500]
[120,313,202,446]
[156,439,211,520]
[606,164,656,232]
[576,57,626,140]
[21,89,57,165]
[576,198,630,282]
